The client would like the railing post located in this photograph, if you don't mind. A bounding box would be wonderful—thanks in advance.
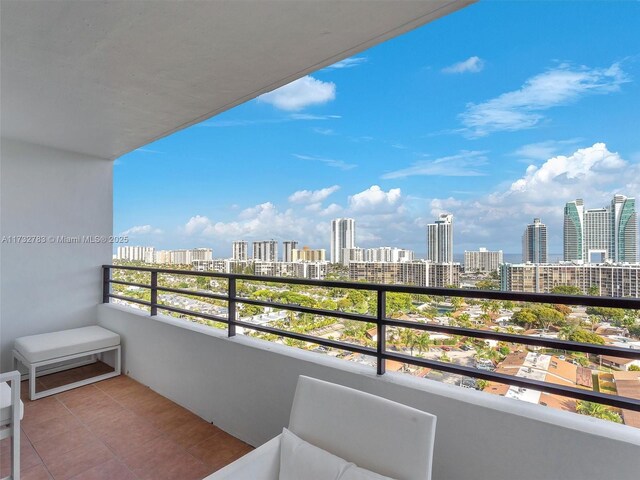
[150,271,158,316]
[377,289,386,375]
[228,277,237,337]
[102,266,110,303]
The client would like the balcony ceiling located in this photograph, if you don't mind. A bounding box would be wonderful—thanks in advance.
[0,0,473,160]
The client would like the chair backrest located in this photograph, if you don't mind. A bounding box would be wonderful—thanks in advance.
[288,376,437,480]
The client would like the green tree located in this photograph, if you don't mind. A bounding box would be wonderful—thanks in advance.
[386,293,413,316]
[586,307,626,325]
[476,279,499,290]
[565,328,604,345]
[415,332,431,356]
[551,285,583,295]
[511,309,538,329]
[628,365,640,371]
[454,313,472,329]
[400,328,418,355]
[239,304,264,317]
[629,324,640,339]
[576,401,622,423]
[450,296,464,311]
[588,285,600,296]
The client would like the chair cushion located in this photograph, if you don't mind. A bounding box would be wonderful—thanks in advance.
[0,383,24,423]
[279,428,394,480]
[14,326,120,363]
[279,428,350,480]
[341,465,395,480]
[289,376,436,480]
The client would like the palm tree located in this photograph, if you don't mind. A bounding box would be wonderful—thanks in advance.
[576,401,622,423]
[401,328,418,356]
[415,332,431,356]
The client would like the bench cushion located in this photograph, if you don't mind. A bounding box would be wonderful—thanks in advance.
[14,326,120,364]
[0,383,24,423]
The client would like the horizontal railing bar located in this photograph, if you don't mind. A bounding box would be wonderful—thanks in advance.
[108,294,152,307]
[155,304,229,324]
[156,285,228,302]
[109,279,151,289]
[234,320,375,356]
[235,296,376,323]
[103,265,640,309]
[383,318,640,359]
[384,351,640,412]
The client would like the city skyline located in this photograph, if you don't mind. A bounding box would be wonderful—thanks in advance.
[113,2,640,255]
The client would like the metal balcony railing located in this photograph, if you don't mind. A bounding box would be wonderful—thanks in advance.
[102,264,640,412]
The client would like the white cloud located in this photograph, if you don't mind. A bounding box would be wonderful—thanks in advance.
[289,113,341,120]
[442,56,485,74]
[429,143,640,252]
[349,185,402,214]
[258,76,336,111]
[461,62,629,137]
[319,203,342,217]
[120,224,162,235]
[382,151,489,179]
[325,57,368,69]
[512,139,582,162]
[288,186,340,204]
[293,153,356,171]
[313,127,335,135]
[183,216,212,235]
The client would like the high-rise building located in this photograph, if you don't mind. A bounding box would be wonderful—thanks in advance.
[189,248,213,261]
[330,218,356,264]
[464,247,503,273]
[232,241,248,261]
[563,195,637,263]
[426,213,453,263]
[364,247,414,263]
[252,240,278,262]
[610,195,638,263]
[116,246,155,263]
[282,241,298,262]
[348,261,461,288]
[564,200,584,261]
[342,247,364,266]
[522,218,547,264]
[500,262,640,298]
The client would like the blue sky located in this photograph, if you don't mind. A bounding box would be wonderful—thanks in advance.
[115,1,640,258]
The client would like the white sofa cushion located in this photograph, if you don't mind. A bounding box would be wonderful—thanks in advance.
[279,428,395,480]
[341,465,395,480]
[289,376,436,480]
[279,428,350,480]
[0,383,24,423]
[14,325,120,363]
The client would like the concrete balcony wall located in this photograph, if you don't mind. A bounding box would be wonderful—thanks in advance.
[0,138,112,371]
[99,303,640,480]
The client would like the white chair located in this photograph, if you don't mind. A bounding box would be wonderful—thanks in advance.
[208,376,437,480]
[1,371,24,480]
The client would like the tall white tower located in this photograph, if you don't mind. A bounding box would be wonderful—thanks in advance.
[426,213,453,263]
[232,241,248,261]
[330,218,356,264]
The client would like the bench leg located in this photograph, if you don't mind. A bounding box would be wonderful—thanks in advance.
[30,363,37,401]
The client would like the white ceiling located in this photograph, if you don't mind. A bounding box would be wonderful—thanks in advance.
[1,0,473,160]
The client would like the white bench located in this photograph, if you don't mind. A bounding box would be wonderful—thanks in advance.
[13,326,121,400]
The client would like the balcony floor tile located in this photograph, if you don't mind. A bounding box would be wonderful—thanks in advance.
[10,362,253,479]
